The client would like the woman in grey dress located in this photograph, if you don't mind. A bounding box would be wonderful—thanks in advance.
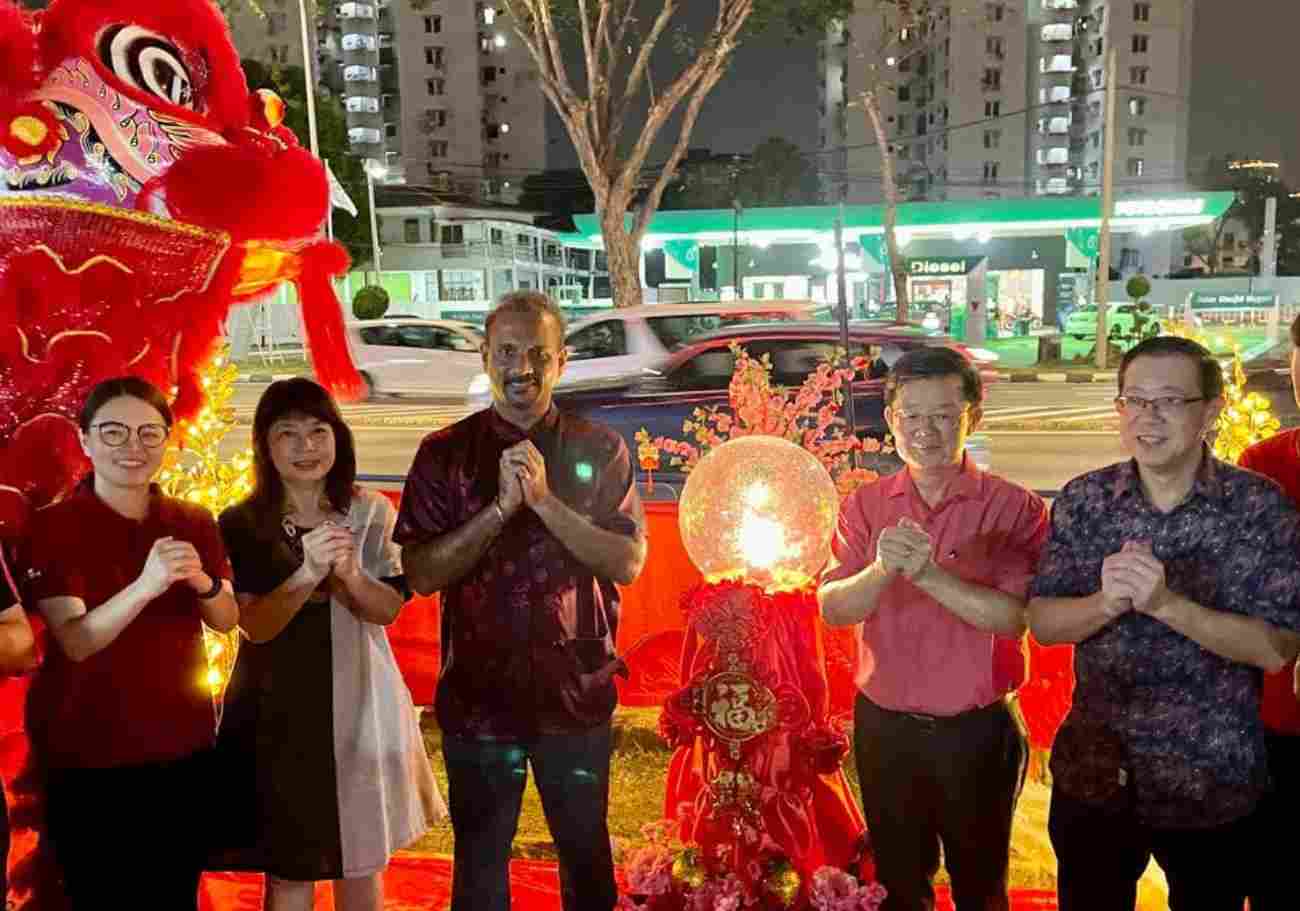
[217,378,443,911]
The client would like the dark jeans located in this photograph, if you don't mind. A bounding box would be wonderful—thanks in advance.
[44,750,214,909]
[1247,731,1300,910]
[442,724,616,911]
[1049,785,1255,910]
[853,694,1027,911]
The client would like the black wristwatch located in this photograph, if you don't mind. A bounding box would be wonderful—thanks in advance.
[197,575,225,600]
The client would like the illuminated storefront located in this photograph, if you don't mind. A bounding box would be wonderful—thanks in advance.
[570,193,1233,327]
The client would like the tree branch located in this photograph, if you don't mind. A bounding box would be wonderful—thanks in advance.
[613,0,749,200]
[633,53,731,242]
[621,0,678,110]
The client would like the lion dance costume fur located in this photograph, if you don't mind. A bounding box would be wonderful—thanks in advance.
[0,0,361,540]
[0,0,361,903]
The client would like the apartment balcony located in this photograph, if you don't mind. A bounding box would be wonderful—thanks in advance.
[342,33,376,52]
[336,3,375,19]
[342,65,377,83]
[1041,54,1075,74]
[345,95,380,113]
[1043,0,1077,8]
[1041,23,1073,42]
[1040,177,1073,195]
[1037,146,1071,166]
[348,127,382,145]
[1044,115,1071,135]
[422,242,585,271]
[1040,85,1073,105]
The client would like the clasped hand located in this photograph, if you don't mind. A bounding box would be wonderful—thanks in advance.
[300,522,359,584]
[876,517,933,580]
[498,441,549,516]
[1100,540,1171,619]
[139,536,210,598]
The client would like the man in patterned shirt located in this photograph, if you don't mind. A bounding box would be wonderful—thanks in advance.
[396,291,647,911]
[1028,336,1300,909]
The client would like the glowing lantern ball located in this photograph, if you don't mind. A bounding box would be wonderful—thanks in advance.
[679,436,840,589]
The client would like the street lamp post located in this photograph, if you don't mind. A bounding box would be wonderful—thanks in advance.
[365,160,386,284]
[732,198,743,300]
[294,0,336,242]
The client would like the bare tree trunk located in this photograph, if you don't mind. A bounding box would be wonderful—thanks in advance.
[602,214,645,309]
[862,91,910,323]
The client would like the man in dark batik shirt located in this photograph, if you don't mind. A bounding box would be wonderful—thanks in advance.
[1029,337,1300,911]
[0,545,36,906]
[396,291,647,911]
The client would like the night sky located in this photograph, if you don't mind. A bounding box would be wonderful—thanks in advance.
[547,1,1298,187]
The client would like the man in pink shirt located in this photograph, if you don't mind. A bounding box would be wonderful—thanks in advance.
[818,347,1048,911]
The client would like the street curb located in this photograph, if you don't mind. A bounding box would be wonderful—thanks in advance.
[1000,370,1118,384]
[236,374,299,384]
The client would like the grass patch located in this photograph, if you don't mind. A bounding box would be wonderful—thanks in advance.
[231,356,313,376]
[983,328,1273,371]
[410,707,672,860]
[404,697,1174,905]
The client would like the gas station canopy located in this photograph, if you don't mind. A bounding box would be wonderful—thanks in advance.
[570,193,1234,248]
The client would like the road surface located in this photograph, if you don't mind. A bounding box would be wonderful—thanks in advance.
[225,382,1151,494]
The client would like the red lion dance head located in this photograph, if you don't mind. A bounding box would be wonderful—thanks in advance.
[0,0,361,540]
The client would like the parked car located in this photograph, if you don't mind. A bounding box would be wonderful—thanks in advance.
[1063,302,1159,340]
[551,321,998,493]
[1241,337,1295,394]
[347,319,484,399]
[465,301,818,407]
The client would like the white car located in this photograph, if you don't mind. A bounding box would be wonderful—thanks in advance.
[347,319,484,399]
[465,301,818,407]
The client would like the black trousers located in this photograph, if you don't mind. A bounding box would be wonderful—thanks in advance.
[1246,731,1300,910]
[1049,785,1255,911]
[442,724,617,911]
[853,694,1027,911]
[44,751,215,910]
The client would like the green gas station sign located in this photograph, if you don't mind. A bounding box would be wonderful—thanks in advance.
[907,256,983,276]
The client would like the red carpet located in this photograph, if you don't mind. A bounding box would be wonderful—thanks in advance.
[198,855,1059,910]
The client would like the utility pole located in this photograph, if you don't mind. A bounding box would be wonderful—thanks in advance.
[1094,47,1118,370]
[834,211,860,468]
[1261,195,1280,341]
[732,198,743,300]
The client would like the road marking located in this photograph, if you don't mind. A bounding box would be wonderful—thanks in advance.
[231,404,471,426]
[983,406,1116,423]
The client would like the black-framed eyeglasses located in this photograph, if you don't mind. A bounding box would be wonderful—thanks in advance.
[90,421,170,448]
[892,406,971,430]
[1114,395,1206,416]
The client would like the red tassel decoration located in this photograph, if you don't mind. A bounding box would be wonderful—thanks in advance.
[293,241,362,402]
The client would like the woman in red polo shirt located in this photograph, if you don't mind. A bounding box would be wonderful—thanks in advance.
[215,378,438,911]
[24,376,239,909]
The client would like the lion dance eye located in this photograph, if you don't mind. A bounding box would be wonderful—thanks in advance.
[98,25,195,110]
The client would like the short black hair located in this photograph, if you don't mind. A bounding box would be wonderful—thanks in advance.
[1118,336,1224,400]
[484,290,566,346]
[246,378,357,517]
[884,346,983,407]
[79,376,173,432]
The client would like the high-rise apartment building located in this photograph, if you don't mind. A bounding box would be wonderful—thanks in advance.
[821,1,1193,203]
[1032,0,1194,196]
[225,0,311,70]
[229,2,547,201]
